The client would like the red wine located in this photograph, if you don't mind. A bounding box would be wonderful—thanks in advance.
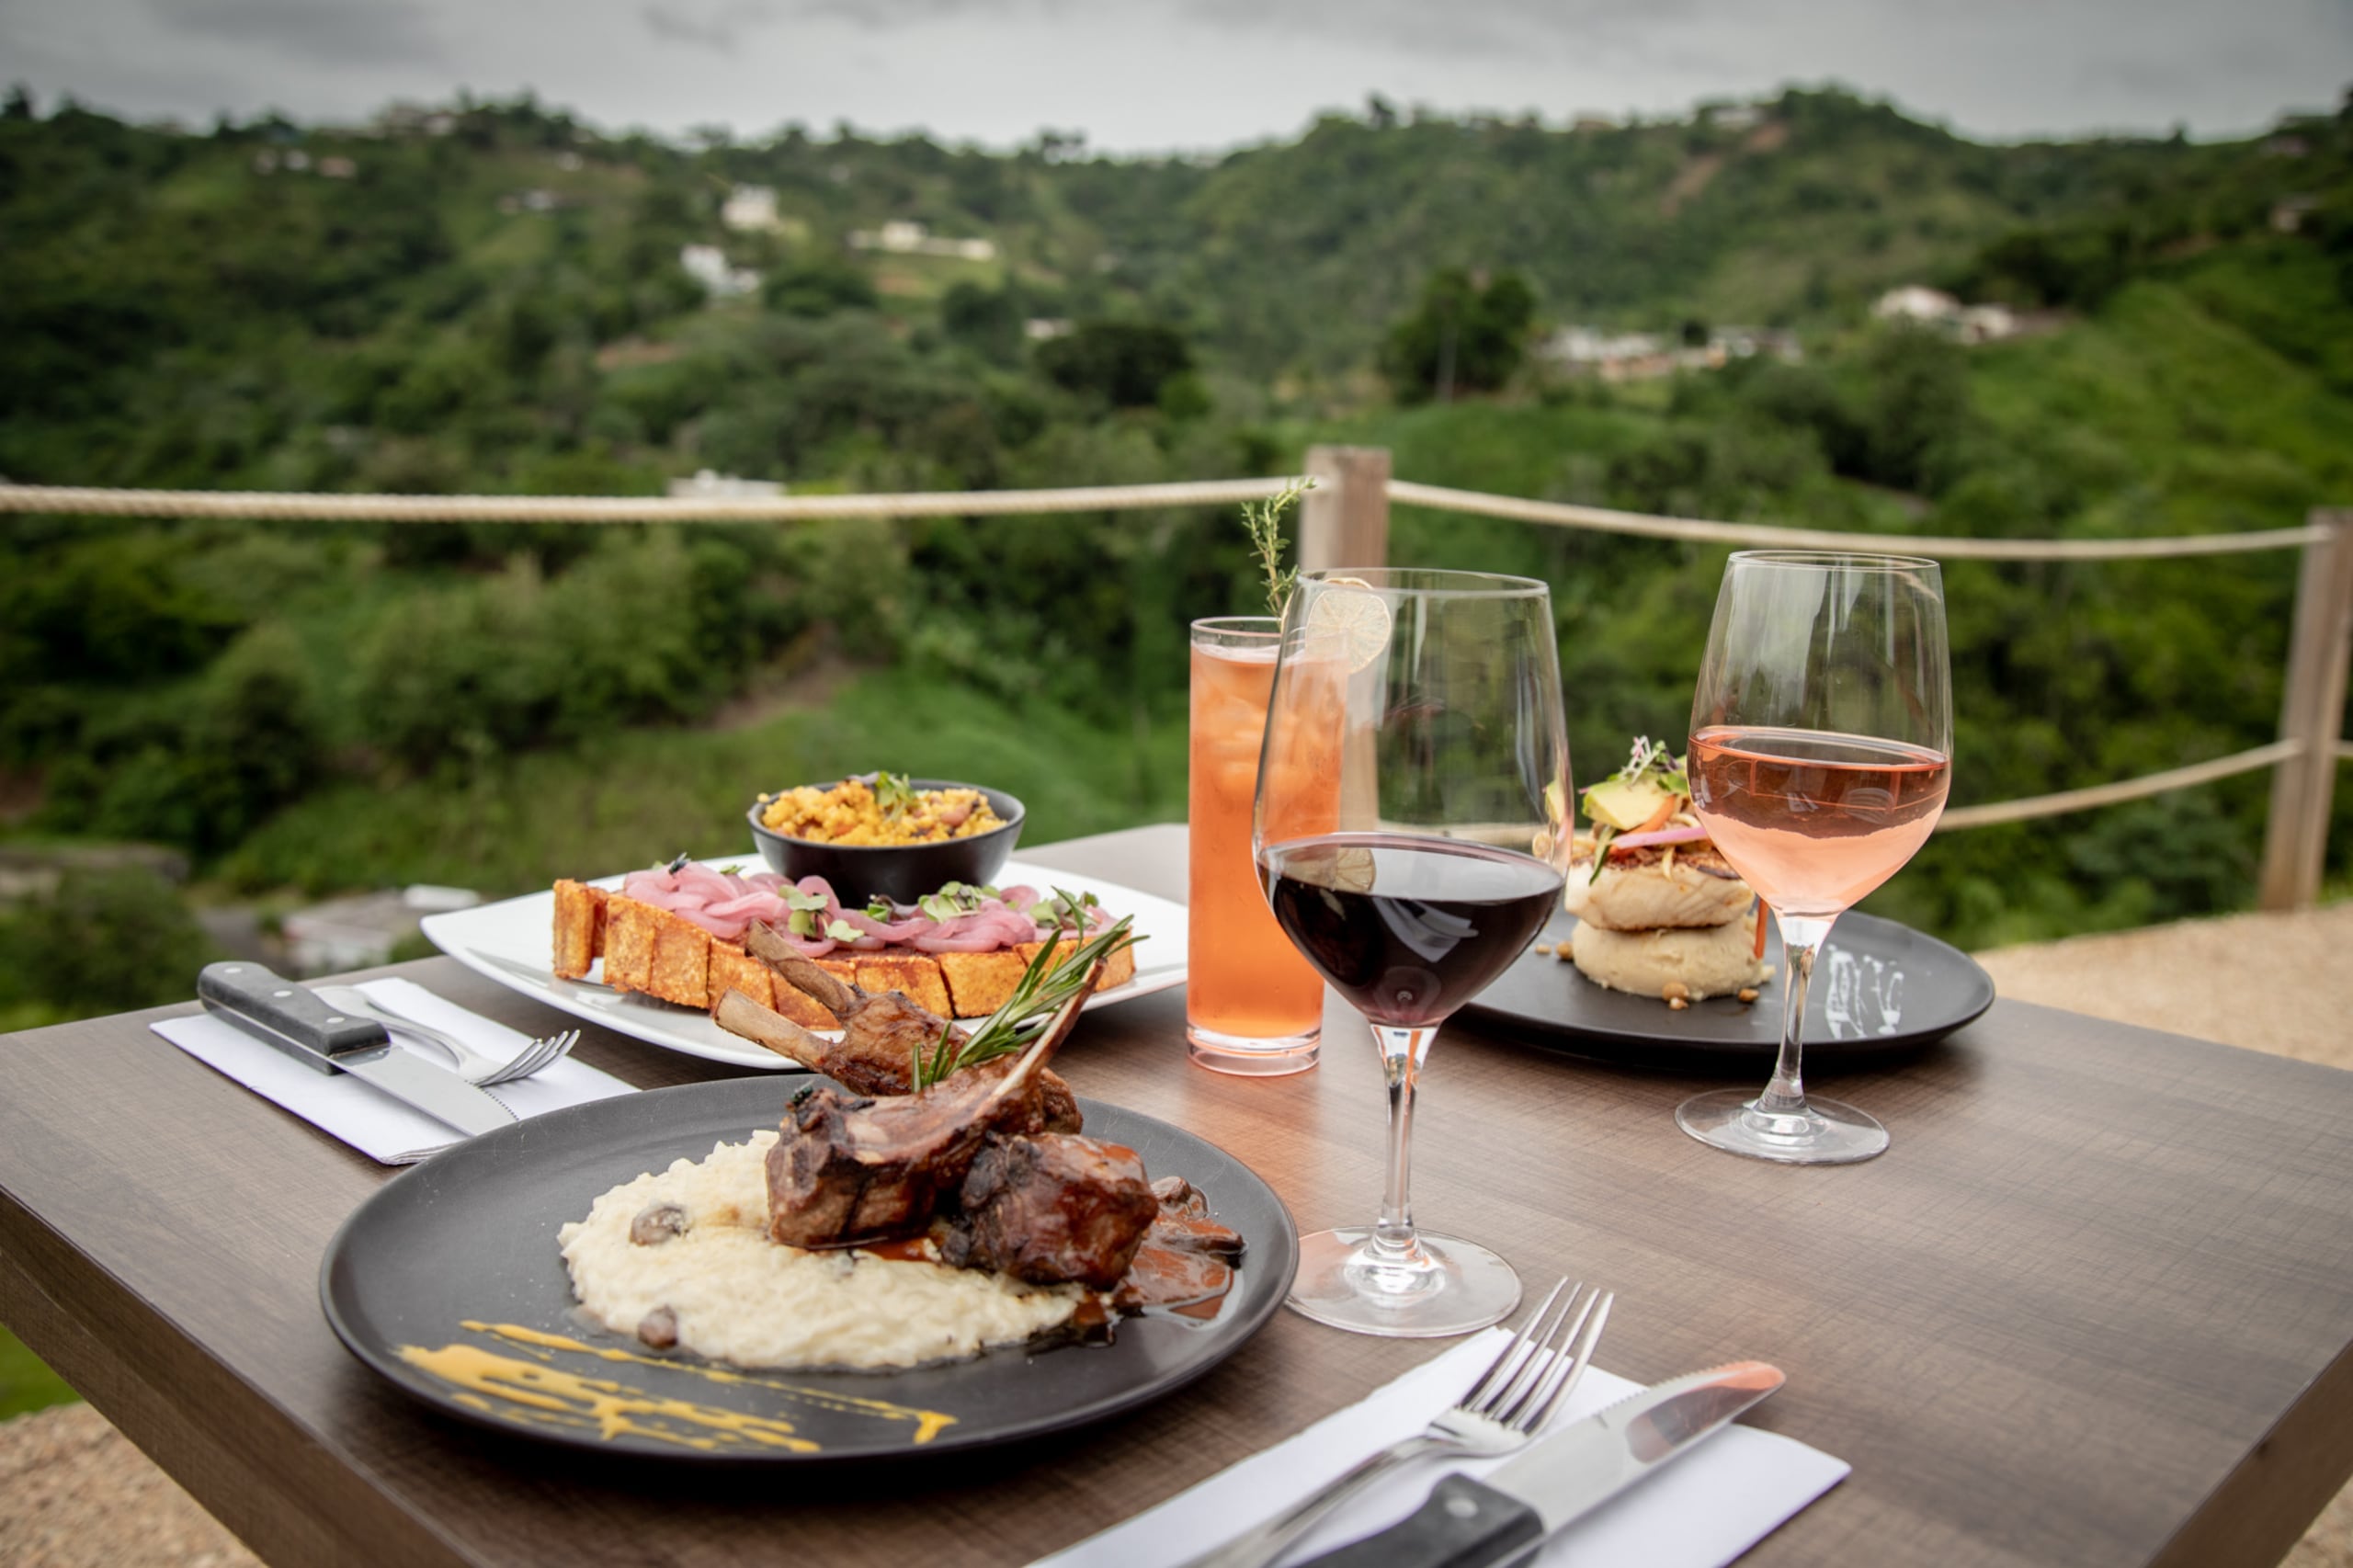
[1688,725,1950,920]
[1257,834,1563,1028]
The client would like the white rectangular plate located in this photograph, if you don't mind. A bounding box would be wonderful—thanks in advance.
[419,856,1189,1072]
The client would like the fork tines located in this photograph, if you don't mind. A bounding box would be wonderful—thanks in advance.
[1463,1278,1614,1433]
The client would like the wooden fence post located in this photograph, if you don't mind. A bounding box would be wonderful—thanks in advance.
[2258,509,2353,909]
[1299,446,1392,574]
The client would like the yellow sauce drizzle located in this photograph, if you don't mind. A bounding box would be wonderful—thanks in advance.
[392,1322,960,1450]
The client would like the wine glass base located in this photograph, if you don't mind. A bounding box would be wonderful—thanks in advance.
[1283,1227,1521,1337]
[1676,1090,1890,1165]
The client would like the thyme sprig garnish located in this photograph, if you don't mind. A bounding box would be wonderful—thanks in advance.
[910,890,1139,1089]
[1243,477,1316,619]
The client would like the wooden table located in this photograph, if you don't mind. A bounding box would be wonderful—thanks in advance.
[6,824,2353,1568]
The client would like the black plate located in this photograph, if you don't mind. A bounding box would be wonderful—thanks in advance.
[319,1080,1296,1462]
[1464,909,1995,1071]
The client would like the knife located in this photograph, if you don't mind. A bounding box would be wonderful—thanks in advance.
[1296,1361,1786,1568]
[197,961,517,1138]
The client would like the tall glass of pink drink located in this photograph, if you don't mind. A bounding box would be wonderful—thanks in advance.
[1188,618,1324,1074]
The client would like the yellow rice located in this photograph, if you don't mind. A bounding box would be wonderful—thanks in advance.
[757,777,1004,846]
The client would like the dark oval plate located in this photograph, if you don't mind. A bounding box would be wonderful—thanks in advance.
[1464,909,1995,1072]
[319,1081,1297,1462]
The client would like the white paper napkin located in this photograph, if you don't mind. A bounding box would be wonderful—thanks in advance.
[153,977,635,1164]
[1038,1328,1848,1568]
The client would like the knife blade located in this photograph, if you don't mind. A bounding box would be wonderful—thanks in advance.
[197,961,517,1138]
[1296,1361,1786,1568]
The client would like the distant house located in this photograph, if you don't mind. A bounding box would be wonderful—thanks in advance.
[667,469,784,499]
[2272,194,2320,234]
[1537,324,1797,381]
[1703,102,1764,131]
[1872,286,2020,343]
[1872,285,1962,324]
[317,156,357,179]
[1024,318,1073,341]
[850,220,997,262]
[2263,135,2311,159]
[1956,303,2016,344]
[722,185,782,232]
[679,244,759,299]
[499,188,561,214]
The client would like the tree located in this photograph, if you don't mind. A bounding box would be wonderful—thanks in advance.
[1380,267,1536,403]
[1035,321,1192,407]
[763,260,878,318]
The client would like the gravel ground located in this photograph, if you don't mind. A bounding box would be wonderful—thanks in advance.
[4,900,2350,1567]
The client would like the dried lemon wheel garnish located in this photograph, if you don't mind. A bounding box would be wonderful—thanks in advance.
[1303,577,1392,672]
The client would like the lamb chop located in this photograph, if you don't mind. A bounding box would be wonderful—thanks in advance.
[717,930,1082,1134]
[938,1133,1159,1290]
[763,960,1097,1250]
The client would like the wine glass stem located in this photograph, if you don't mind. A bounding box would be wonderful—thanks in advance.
[1371,1025,1435,1267]
[1759,914,1835,1119]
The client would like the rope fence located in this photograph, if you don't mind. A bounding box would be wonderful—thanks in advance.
[0,479,1294,525]
[4,467,2346,904]
[1384,480,2335,562]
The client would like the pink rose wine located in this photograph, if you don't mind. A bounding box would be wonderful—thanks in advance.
[1687,726,1950,921]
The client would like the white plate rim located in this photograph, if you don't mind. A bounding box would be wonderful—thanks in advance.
[419,854,1189,1072]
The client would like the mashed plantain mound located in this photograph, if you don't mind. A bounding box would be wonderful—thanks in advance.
[559,1132,1084,1370]
[1569,915,1774,1002]
[758,775,1003,846]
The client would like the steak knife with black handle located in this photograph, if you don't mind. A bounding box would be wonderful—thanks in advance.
[1296,1361,1785,1568]
[198,961,516,1138]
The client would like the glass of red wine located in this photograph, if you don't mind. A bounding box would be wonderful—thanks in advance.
[1253,569,1573,1336]
[1677,551,1952,1165]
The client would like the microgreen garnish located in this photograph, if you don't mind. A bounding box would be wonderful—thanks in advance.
[918,882,991,922]
[1613,736,1688,796]
[1243,477,1315,619]
[788,909,816,937]
[911,889,1139,1089]
[863,770,920,821]
[779,886,829,912]
[864,897,894,920]
[824,917,863,943]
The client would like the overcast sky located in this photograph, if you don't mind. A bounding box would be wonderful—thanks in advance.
[5,0,2348,151]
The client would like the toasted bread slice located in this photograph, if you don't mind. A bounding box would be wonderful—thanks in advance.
[600,895,664,994]
[557,883,1131,1020]
[938,936,1136,1017]
[936,949,1032,1018]
[707,942,773,1013]
[551,881,608,980]
[850,953,953,1017]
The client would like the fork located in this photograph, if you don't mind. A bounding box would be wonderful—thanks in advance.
[314,986,580,1086]
[1179,1278,1612,1568]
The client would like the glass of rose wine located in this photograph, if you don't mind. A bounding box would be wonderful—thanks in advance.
[1677,551,1953,1165]
[1254,569,1573,1336]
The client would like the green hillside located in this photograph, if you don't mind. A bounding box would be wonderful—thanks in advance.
[2,83,2350,1030]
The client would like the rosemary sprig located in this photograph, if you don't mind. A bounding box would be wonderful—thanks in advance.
[912,892,1140,1089]
[1243,477,1315,619]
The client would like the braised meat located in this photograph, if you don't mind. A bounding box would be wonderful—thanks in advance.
[1112,1244,1235,1314]
[941,1134,1158,1290]
[763,967,1093,1249]
[720,934,1083,1133]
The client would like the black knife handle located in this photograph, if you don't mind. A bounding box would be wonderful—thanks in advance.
[198,961,389,1071]
[1299,1475,1545,1568]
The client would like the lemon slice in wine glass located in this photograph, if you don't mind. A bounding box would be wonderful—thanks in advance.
[1304,578,1392,672]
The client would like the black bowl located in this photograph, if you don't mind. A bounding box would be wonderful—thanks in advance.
[746,778,1026,904]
